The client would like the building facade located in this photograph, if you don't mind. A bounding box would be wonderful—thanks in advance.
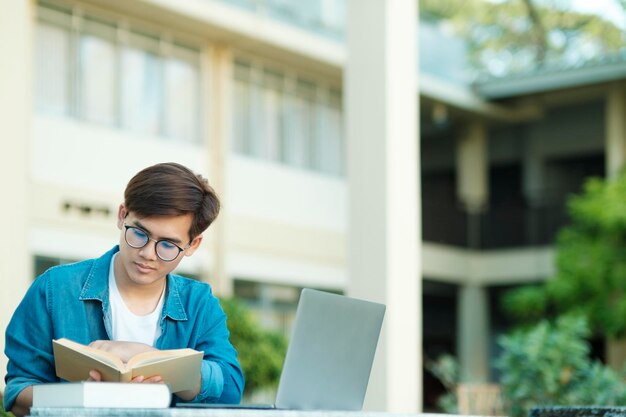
[1,0,625,411]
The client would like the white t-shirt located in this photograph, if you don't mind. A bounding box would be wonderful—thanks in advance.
[108,254,164,346]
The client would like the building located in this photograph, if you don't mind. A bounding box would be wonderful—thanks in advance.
[1,0,625,411]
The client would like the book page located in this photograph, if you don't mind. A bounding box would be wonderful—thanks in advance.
[54,338,125,369]
[127,348,200,368]
[53,339,128,382]
[130,350,203,393]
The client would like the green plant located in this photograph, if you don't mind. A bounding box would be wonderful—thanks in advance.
[0,396,15,417]
[425,354,459,413]
[220,298,288,396]
[496,315,626,417]
[504,172,626,338]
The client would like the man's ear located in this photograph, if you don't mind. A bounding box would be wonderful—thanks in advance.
[116,204,127,230]
[184,235,203,257]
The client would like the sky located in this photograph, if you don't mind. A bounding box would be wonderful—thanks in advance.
[571,0,626,29]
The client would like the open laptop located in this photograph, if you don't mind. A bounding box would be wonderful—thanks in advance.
[178,288,385,410]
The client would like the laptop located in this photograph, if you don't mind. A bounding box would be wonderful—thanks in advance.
[178,288,386,410]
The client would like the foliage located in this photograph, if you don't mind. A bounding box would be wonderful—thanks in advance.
[0,396,15,417]
[419,0,625,77]
[427,317,626,417]
[220,298,288,396]
[504,172,626,338]
[496,315,626,417]
[425,354,459,413]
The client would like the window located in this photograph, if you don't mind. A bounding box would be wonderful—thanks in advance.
[120,32,162,135]
[34,255,78,279]
[232,59,344,175]
[35,3,202,143]
[234,280,301,337]
[164,44,200,142]
[35,21,71,115]
[314,89,343,175]
[79,18,117,125]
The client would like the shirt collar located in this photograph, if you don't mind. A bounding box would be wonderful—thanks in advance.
[79,245,188,321]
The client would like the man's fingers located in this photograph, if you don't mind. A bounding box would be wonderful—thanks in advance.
[87,370,102,381]
[131,375,163,383]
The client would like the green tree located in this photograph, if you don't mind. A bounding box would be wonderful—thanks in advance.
[220,298,288,397]
[419,0,625,76]
[504,172,626,339]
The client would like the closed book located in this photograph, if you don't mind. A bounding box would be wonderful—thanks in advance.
[52,338,202,393]
[33,382,171,408]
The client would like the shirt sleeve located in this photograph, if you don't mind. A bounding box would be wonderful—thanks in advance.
[176,290,245,404]
[4,273,57,412]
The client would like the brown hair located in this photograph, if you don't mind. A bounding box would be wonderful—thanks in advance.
[124,162,220,240]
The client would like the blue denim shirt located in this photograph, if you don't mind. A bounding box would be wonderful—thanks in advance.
[3,246,244,411]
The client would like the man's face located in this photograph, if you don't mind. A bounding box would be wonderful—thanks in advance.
[115,205,202,288]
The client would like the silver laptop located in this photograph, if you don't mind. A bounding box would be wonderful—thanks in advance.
[180,288,386,410]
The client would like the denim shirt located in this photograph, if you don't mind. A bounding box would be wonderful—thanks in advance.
[3,246,244,412]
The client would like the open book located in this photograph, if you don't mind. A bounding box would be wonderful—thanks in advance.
[52,338,203,393]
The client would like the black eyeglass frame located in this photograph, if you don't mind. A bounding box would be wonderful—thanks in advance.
[123,224,191,262]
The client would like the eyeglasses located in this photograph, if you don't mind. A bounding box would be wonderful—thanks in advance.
[123,224,189,262]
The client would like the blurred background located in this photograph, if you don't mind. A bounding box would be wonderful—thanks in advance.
[1,0,626,414]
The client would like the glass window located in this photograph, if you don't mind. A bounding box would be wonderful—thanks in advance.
[78,18,117,125]
[231,60,344,175]
[120,32,162,135]
[34,255,78,279]
[164,44,200,143]
[314,90,343,175]
[35,22,70,115]
[320,0,344,31]
[282,80,315,169]
[35,5,202,144]
[233,79,251,154]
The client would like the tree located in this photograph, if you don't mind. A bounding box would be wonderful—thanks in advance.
[504,171,626,338]
[220,298,288,397]
[419,0,625,76]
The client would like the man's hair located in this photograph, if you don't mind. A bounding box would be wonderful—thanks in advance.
[124,162,220,240]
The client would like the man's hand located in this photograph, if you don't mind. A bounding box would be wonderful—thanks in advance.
[87,369,164,384]
[87,341,164,384]
[88,340,155,363]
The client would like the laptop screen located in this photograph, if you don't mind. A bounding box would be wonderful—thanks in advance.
[274,289,386,410]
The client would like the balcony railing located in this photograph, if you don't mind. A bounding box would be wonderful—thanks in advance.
[422,198,570,249]
[216,0,345,41]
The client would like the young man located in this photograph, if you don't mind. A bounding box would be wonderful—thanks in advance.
[4,163,244,416]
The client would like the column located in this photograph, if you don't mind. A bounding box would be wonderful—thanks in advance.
[455,122,490,382]
[0,0,34,390]
[346,0,420,412]
[605,84,626,179]
[456,121,488,248]
[206,45,234,297]
[457,284,490,383]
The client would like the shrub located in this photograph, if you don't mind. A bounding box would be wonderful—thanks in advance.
[220,298,288,397]
[496,315,626,417]
[428,316,626,417]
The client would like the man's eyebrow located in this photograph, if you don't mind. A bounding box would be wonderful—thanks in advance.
[131,220,184,244]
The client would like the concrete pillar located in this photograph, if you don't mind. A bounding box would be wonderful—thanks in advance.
[346,0,421,412]
[457,284,490,383]
[0,0,34,390]
[206,45,233,297]
[457,121,488,212]
[605,84,626,179]
[456,121,488,248]
[455,123,490,381]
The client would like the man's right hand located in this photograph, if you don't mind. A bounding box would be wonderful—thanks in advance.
[86,369,164,384]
